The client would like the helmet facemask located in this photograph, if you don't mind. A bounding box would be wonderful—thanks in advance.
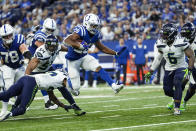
[2,33,14,46]
[180,23,196,41]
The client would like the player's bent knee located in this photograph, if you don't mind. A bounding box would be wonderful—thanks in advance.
[95,66,102,72]
[163,87,173,97]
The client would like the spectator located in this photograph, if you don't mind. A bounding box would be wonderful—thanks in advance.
[132,37,148,85]
[102,26,115,41]
[114,38,130,85]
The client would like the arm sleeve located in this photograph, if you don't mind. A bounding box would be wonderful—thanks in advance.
[150,51,163,71]
[34,33,46,43]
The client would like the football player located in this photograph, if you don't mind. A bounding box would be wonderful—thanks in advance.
[0,24,32,117]
[0,70,86,122]
[145,23,195,115]
[64,13,124,96]
[28,18,58,110]
[179,22,196,110]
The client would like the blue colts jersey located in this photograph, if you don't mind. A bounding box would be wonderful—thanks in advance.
[0,34,24,69]
[65,25,102,60]
[29,30,47,55]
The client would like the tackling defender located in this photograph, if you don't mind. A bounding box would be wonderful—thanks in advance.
[0,24,32,117]
[0,70,86,122]
[145,23,195,115]
[28,18,58,109]
[64,13,124,96]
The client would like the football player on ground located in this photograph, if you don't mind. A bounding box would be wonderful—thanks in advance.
[0,24,32,117]
[0,70,86,122]
[178,22,196,110]
[145,23,195,115]
[64,13,124,96]
[28,18,58,110]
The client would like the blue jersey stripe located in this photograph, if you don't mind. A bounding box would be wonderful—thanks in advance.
[4,25,6,33]
[52,20,54,28]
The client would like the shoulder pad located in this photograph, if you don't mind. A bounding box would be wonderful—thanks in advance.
[73,25,86,37]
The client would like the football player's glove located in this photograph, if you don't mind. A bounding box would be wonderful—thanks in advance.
[183,68,192,81]
[144,72,152,83]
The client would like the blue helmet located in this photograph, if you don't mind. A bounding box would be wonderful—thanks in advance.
[160,23,178,43]
[45,35,58,53]
[180,22,195,41]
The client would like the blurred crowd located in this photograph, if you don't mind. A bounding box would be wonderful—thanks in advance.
[1,0,196,41]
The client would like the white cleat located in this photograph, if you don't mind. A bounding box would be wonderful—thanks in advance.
[0,111,11,122]
[0,110,7,117]
[174,108,181,115]
[92,80,97,88]
[45,100,58,110]
[112,83,124,94]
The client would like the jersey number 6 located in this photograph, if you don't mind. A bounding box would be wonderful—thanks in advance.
[168,53,177,64]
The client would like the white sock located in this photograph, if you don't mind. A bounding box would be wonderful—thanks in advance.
[93,80,97,88]
[1,102,8,112]
[83,80,88,85]
[43,95,49,103]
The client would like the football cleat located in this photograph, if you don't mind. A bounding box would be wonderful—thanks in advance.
[112,83,124,94]
[167,99,174,110]
[45,100,58,110]
[0,111,11,122]
[174,108,181,115]
[71,90,80,96]
[72,104,86,116]
[180,101,187,111]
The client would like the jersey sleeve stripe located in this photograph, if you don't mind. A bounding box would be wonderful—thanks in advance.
[17,34,21,43]
[79,26,84,36]
[174,43,188,47]
[81,26,86,36]
[157,45,166,48]
[34,33,46,40]
[20,35,24,43]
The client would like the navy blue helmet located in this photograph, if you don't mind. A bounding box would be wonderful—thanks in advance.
[180,22,195,41]
[45,35,58,53]
[160,23,178,43]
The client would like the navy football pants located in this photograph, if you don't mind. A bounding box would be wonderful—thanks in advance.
[163,68,185,101]
[0,76,37,116]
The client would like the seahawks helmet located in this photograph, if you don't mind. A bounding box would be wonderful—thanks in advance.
[45,35,58,53]
[180,22,195,41]
[160,23,178,43]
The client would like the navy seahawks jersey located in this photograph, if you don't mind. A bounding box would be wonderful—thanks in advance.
[0,34,24,69]
[65,25,102,60]
[28,30,47,55]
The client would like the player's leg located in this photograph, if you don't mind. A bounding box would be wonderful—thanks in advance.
[0,66,15,117]
[66,59,82,96]
[92,72,98,88]
[11,76,38,117]
[116,63,121,83]
[163,70,175,109]
[82,71,89,88]
[173,68,186,115]
[82,55,124,94]
[122,64,127,85]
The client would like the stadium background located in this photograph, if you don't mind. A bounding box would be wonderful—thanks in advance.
[0,0,196,85]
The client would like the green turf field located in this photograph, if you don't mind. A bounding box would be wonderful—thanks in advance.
[0,84,196,131]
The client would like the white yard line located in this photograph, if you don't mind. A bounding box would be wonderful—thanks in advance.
[143,104,158,107]
[150,114,171,117]
[53,116,73,119]
[103,105,120,108]
[90,119,196,131]
[100,115,121,119]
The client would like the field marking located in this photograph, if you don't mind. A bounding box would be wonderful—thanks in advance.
[103,105,119,108]
[143,104,158,107]
[100,115,121,119]
[90,119,196,131]
[53,116,73,119]
[150,114,171,117]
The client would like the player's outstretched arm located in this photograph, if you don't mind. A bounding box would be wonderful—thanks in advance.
[25,57,39,75]
[47,90,70,111]
[95,40,116,55]
[60,45,68,52]
[185,47,195,70]
[150,50,163,71]
[63,33,83,50]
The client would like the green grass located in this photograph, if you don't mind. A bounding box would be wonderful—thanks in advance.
[0,84,196,131]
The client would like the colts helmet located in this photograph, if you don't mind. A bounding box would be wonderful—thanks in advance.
[43,18,57,35]
[160,23,178,43]
[180,22,196,41]
[45,35,58,53]
[0,24,15,46]
[83,13,101,34]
